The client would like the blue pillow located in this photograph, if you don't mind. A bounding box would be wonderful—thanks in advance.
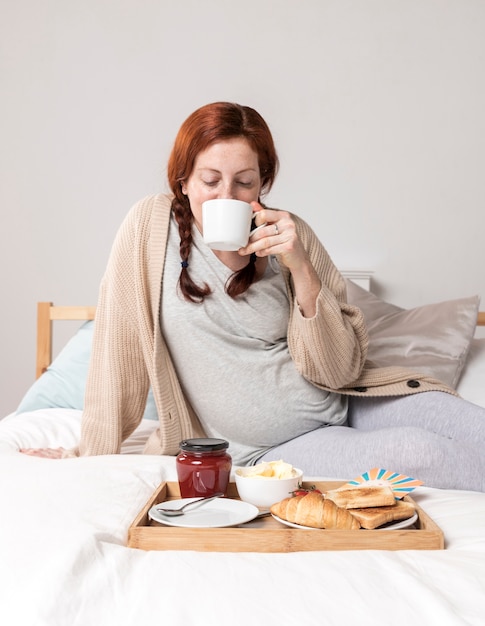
[16,321,159,420]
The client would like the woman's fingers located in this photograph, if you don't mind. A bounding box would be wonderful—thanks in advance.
[19,447,65,459]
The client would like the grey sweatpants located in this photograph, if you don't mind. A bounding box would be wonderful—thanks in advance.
[259,392,485,492]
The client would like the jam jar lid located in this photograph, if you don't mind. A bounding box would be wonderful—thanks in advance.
[179,438,229,452]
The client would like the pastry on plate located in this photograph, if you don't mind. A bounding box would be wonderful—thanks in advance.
[271,491,361,530]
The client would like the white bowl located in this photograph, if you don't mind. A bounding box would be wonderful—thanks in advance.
[234,467,303,508]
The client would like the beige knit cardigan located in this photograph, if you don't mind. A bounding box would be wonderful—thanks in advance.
[71,194,454,458]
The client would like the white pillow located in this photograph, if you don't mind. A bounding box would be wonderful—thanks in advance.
[456,338,485,407]
[346,280,480,388]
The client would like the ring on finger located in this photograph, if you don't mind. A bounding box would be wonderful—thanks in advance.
[274,223,279,235]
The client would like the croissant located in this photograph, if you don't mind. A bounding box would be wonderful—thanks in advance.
[271,492,361,530]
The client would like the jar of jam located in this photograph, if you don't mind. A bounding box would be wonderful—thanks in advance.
[176,438,232,498]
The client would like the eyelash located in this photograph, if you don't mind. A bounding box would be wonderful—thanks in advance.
[203,181,252,188]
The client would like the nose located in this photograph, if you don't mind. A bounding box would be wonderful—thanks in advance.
[221,185,234,200]
[219,183,235,199]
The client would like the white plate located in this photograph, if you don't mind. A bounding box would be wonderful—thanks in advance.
[271,511,419,531]
[148,497,259,528]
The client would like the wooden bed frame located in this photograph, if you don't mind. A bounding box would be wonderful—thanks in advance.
[36,302,96,378]
[35,301,485,379]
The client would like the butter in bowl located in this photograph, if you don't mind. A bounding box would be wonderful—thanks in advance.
[235,460,303,509]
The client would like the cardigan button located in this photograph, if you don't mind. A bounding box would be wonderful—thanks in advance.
[407,380,421,388]
[353,386,368,393]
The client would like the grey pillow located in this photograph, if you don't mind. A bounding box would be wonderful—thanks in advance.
[346,280,480,388]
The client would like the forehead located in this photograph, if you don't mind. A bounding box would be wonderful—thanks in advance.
[194,137,259,171]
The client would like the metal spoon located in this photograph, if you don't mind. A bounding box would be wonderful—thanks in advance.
[156,493,224,517]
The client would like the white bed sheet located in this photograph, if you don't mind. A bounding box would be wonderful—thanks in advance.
[0,409,484,626]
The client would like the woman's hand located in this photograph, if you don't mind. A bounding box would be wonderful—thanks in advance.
[239,202,321,317]
[20,447,65,459]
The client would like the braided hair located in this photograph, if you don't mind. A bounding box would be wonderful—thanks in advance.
[171,194,211,303]
[167,102,279,303]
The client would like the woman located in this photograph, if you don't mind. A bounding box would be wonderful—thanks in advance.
[22,102,485,491]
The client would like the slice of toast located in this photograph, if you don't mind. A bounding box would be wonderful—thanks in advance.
[325,485,396,509]
[348,500,416,530]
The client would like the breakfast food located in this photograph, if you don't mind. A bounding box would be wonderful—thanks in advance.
[270,491,362,530]
[270,485,417,530]
[349,500,416,530]
[240,460,296,479]
[325,485,396,509]
[234,460,303,507]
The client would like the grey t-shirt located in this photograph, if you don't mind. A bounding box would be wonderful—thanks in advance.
[161,215,347,465]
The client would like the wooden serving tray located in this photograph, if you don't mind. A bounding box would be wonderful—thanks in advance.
[127,481,444,552]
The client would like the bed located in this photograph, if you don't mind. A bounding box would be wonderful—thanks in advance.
[1,283,485,626]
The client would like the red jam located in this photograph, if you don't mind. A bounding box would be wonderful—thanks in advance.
[176,438,232,498]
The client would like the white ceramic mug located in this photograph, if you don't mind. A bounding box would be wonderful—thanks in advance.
[202,199,263,251]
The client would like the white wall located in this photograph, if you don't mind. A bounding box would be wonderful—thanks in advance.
[1,0,484,416]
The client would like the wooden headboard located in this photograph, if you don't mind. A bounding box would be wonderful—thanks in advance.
[35,302,485,380]
[36,302,96,378]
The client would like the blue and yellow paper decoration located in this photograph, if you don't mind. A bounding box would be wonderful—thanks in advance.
[342,468,423,499]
